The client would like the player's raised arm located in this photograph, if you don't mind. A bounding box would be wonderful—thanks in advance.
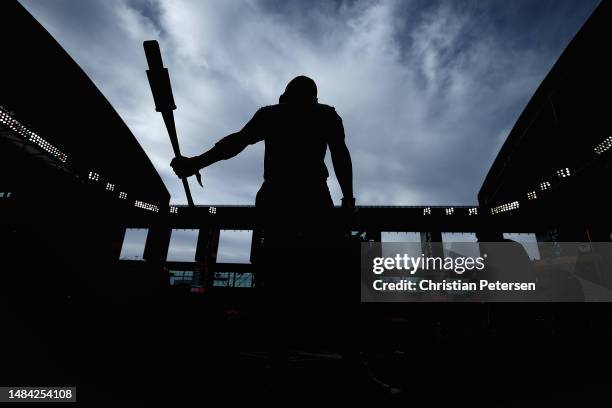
[171,108,266,178]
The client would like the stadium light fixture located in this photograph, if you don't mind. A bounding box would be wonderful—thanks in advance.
[0,106,68,163]
[423,207,431,215]
[170,206,178,214]
[0,110,11,125]
[209,206,217,215]
[556,168,571,178]
[468,207,478,216]
[490,201,519,215]
[135,200,159,213]
[539,181,551,191]
[106,183,115,192]
[594,136,612,155]
[445,208,454,215]
[119,192,127,199]
[527,191,537,200]
[88,171,100,181]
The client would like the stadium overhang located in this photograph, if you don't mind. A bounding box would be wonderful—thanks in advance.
[0,1,169,207]
[478,0,612,230]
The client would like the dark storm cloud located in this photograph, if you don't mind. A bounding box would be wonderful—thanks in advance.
[19,0,599,256]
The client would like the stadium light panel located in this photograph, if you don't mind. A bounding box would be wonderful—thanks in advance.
[527,191,537,200]
[423,207,431,215]
[106,183,115,191]
[170,206,178,214]
[119,192,127,199]
[594,136,612,155]
[445,208,454,215]
[539,181,551,191]
[209,206,217,215]
[135,200,159,213]
[468,207,478,216]
[0,106,68,162]
[556,168,571,178]
[490,200,519,215]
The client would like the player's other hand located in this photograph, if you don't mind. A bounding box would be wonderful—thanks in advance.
[170,156,198,178]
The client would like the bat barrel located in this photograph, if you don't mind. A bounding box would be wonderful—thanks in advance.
[144,40,176,112]
[143,40,164,70]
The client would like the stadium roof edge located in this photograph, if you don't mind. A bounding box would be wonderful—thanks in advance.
[0,1,169,204]
[478,0,609,205]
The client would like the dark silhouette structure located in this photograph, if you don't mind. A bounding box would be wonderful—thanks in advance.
[171,75,355,349]
[2,0,612,404]
[170,75,354,212]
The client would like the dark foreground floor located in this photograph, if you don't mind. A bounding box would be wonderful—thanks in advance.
[2,288,612,407]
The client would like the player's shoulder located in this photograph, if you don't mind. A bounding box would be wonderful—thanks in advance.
[255,105,277,115]
[315,103,337,113]
[316,103,342,122]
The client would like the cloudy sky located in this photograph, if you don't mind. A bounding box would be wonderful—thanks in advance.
[19,0,599,260]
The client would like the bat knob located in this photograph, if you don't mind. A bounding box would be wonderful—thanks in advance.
[195,171,203,187]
